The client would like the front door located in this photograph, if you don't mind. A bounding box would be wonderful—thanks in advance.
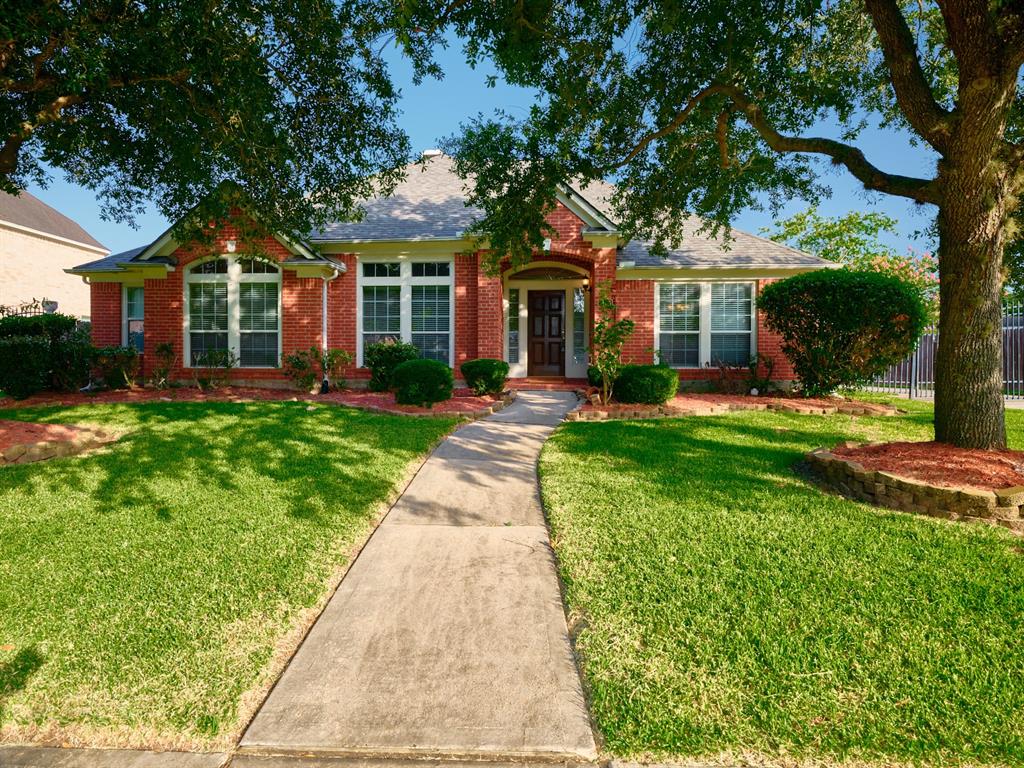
[528,291,565,377]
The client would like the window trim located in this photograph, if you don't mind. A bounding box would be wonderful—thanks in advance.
[183,255,282,369]
[654,281,756,369]
[122,285,144,351]
[356,257,455,367]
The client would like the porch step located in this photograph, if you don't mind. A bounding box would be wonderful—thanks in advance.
[508,378,587,391]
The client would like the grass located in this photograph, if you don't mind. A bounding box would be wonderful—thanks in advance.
[541,397,1024,766]
[0,400,456,748]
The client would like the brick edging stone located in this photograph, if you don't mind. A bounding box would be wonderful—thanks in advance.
[334,389,517,420]
[806,442,1024,535]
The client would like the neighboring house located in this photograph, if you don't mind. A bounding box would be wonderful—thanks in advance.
[69,154,829,385]
[1,190,108,318]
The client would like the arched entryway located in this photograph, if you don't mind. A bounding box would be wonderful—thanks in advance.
[503,260,591,379]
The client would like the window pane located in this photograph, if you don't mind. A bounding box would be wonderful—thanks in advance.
[710,333,752,366]
[363,333,400,347]
[189,283,228,331]
[191,258,228,274]
[127,320,144,352]
[412,262,451,277]
[412,333,449,363]
[573,287,586,365]
[362,262,400,278]
[711,283,752,332]
[508,288,520,364]
[240,283,279,331]
[362,286,400,332]
[125,287,144,319]
[659,284,700,332]
[659,333,699,367]
[239,258,278,274]
[190,332,228,365]
[240,332,278,367]
[412,285,450,332]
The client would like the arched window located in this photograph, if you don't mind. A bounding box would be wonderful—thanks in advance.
[185,256,281,368]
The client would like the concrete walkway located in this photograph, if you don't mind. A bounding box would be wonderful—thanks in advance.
[241,391,595,760]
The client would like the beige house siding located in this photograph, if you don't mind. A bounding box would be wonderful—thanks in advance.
[0,222,101,318]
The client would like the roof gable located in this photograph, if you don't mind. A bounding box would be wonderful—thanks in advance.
[0,190,107,252]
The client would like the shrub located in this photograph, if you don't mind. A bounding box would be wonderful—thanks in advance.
[0,312,77,341]
[0,336,51,398]
[758,269,928,396]
[192,348,237,389]
[283,349,319,392]
[51,326,94,392]
[364,339,419,391]
[392,358,454,406]
[460,358,509,395]
[150,342,177,388]
[614,364,679,404]
[284,347,354,392]
[587,365,602,387]
[93,346,141,388]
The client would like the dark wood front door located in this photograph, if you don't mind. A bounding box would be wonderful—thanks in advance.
[528,291,565,377]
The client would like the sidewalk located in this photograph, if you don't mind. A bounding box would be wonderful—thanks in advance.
[240,391,596,759]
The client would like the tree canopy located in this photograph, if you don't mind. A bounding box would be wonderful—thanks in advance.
[1,1,409,242]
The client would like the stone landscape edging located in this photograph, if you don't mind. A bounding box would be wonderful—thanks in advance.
[1,426,119,466]
[565,394,896,422]
[806,442,1024,535]
[334,389,516,419]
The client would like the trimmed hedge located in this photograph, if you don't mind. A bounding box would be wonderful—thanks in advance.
[93,346,141,389]
[758,269,928,396]
[364,340,419,391]
[614,364,680,404]
[0,314,91,398]
[393,358,454,406]
[0,336,51,399]
[461,358,509,395]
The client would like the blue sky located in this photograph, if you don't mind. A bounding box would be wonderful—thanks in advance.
[28,40,939,256]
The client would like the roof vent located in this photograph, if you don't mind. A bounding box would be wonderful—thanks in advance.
[421,149,443,159]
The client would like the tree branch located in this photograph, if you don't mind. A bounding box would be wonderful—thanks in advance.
[862,0,953,152]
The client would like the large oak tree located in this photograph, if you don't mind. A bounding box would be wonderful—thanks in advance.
[418,0,1024,449]
[1,0,408,243]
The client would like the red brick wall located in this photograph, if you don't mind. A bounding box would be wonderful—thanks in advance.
[90,283,121,346]
[756,278,795,381]
[454,253,478,365]
[476,252,504,360]
[615,279,654,364]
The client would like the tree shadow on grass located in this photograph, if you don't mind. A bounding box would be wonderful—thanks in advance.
[0,646,43,718]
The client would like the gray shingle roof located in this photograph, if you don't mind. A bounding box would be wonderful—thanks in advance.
[312,155,480,241]
[0,190,106,250]
[70,245,147,272]
[313,156,826,269]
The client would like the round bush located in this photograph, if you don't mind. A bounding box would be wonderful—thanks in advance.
[460,358,510,395]
[587,365,602,387]
[392,358,454,406]
[614,364,680,404]
[758,268,928,396]
[364,340,419,391]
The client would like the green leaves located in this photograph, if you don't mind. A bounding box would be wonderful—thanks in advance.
[1,1,409,247]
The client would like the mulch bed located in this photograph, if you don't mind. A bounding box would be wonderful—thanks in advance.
[833,440,1024,491]
[571,391,897,420]
[0,419,119,465]
[0,386,506,417]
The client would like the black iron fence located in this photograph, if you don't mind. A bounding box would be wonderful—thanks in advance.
[869,300,1024,400]
[0,298,58,318]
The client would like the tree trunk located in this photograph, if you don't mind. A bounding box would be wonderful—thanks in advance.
[934,183,1010,449]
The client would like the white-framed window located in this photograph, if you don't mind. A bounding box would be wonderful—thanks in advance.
[184,256,281,367]
[358,259,454,366]
[123,286,144,352]
[656,282,755,368]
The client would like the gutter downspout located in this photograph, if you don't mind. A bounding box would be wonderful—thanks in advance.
[321,267,341,393]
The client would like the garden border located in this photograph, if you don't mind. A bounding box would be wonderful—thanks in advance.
[806,443,1024,535]
[1,425,119,466]
[566,394,897,421]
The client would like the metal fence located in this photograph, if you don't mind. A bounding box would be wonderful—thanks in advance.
[869,300,1024,400]
[0,298,57,318]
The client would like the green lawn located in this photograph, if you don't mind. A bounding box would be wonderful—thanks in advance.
[541,398,1024,766]
[0,401,455,748]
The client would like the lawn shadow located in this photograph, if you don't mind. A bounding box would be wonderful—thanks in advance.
[0,646,43,718]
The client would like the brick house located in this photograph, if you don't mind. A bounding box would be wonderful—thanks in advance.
[68,154,829,387]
